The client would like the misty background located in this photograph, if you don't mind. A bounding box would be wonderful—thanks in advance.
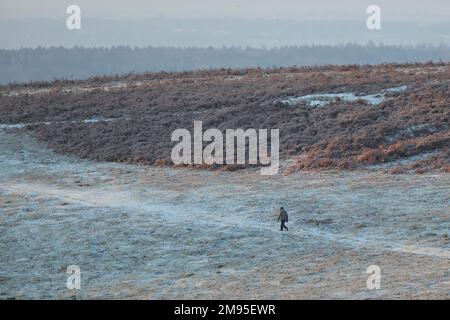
[0,0,449,84]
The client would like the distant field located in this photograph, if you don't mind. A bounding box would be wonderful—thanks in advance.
[0,63,449,173]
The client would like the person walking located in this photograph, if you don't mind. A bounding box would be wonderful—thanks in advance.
[277,207,289,231]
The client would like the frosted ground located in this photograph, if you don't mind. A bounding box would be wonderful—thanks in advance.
[279,85,408,107]
[0,128,449,299]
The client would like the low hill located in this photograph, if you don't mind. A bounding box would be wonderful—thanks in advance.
[0,63,448,173]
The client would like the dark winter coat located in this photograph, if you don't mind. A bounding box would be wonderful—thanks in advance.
[278,208,288,222]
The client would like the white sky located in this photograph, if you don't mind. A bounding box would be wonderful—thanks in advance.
[1,0,450,21]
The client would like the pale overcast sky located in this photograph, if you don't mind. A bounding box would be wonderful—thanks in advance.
[1,0,449,21]
[1,1,449,48]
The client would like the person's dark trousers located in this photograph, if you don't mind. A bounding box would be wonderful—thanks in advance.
[280,219,288,231]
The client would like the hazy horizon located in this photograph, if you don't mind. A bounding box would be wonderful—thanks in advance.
[1,1,450,49]
[2,0,450,21]
[1,18,450,50]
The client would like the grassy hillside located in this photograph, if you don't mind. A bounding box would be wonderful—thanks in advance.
[0,63,448,173]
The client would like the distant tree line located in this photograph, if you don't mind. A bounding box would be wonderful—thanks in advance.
[1,43,449,84]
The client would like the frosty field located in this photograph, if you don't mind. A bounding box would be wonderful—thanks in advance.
[0,128,448,299]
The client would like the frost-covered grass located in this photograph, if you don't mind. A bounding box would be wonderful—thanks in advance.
[0,117,119,129]
[0,129,448,299]
[280,86,408,107]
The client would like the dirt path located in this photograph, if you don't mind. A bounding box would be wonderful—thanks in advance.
[4,181,450,260]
